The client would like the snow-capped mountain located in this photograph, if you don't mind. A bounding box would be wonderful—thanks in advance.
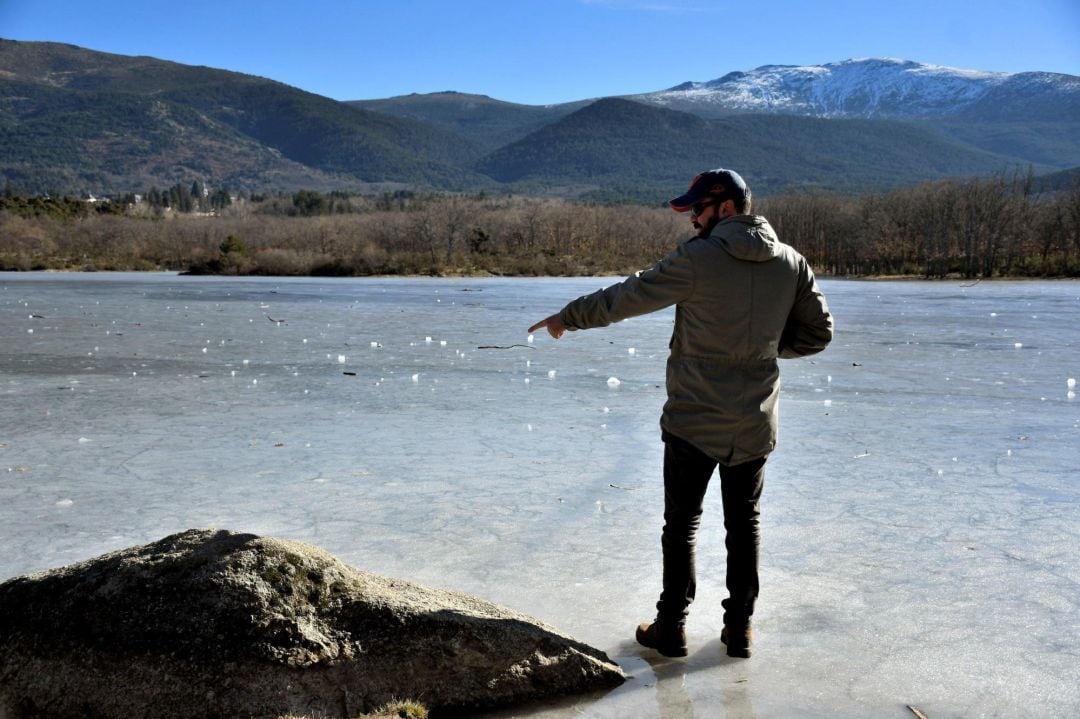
[636,58,1080,120]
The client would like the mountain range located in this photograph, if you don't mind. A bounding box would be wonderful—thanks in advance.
[635,58,1080,121]
[2,40,1078,202]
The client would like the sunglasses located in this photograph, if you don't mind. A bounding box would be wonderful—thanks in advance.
[690,201,716,216]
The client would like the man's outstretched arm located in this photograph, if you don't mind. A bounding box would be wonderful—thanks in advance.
[528,243,695,340]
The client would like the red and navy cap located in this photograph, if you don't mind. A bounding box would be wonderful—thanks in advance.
[669,168,750,212]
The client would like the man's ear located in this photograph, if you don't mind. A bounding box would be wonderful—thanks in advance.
[719,199,735,218]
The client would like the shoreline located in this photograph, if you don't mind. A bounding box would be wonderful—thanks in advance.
[3,269,1079,282]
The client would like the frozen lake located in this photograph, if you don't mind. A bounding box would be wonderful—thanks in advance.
[1,273,1078,718]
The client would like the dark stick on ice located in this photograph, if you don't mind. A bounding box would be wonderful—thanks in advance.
[477,344,535,350]
[907,706,930,719]
[266,314,286,325]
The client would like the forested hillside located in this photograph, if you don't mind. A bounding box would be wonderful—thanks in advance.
[2,40,1076,199]
[475,98,1033,202]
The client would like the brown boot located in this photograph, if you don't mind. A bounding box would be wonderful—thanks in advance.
[636,620,688,657]
[721,625,753,658]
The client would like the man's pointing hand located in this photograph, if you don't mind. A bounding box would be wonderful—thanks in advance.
[528,313,566,340]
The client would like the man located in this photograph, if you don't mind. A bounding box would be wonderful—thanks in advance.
[528,168,833,659]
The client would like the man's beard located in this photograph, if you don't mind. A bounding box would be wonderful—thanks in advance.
[693,216,718,238]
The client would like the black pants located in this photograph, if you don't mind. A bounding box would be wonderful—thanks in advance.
[656,432,766,629]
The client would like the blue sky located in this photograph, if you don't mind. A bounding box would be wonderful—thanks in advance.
[3,0,1078,105]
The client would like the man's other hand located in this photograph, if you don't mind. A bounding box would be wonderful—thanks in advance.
[528,314,566,339]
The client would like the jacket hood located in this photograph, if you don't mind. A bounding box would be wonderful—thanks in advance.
[708,215,781,263]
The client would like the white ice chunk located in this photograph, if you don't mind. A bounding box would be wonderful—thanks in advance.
[1014,342,1023,349]
[527,335,534,343]
[607,377,621,386]
[337,355,346,364]
[55,499,74,508]
[1068,378,1076,389]
[548,370,557,379]
[628,348,636,355]
[411,374,420,382]
[78,437,91,444]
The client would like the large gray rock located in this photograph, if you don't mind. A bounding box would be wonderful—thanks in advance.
[0,529,625,718]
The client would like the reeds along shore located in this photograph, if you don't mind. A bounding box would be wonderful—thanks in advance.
[2,173,1079,278]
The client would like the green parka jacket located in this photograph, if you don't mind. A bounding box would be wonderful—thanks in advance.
[559,215,833,465]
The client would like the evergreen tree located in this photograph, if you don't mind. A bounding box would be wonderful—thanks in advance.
[191,180,206,211]
[292,190,327,217]
[219,235,245,255]
[168,182,194,212]
[209,188,231,211]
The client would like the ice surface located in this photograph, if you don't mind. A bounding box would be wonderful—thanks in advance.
[2,273,1079,718]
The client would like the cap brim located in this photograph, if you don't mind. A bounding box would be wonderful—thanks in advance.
[668,192,698,212]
